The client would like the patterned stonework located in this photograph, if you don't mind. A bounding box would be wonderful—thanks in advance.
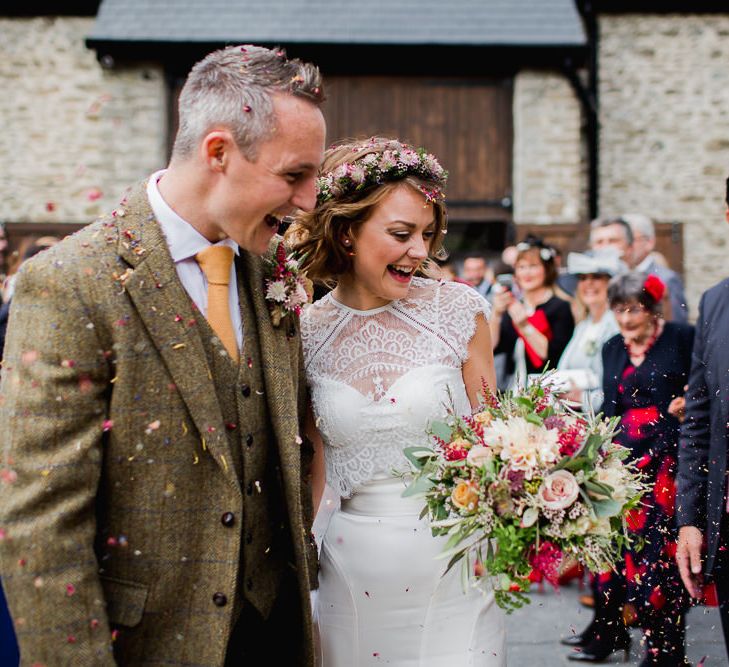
[513,70,587,225]
[599,14,729,313]
[0,17,167,225]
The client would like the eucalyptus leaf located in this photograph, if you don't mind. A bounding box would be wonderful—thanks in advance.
[430,421,453,442]
[401,475,434,498]
[591,498,622,518]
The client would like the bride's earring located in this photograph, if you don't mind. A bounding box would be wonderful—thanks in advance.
[343,238,356,256]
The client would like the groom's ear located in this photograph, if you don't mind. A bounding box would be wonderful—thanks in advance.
[201,131,232,172]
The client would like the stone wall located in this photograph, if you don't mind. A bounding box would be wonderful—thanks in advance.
[598,14,729,312]
[0,17,167,225]
[512,70,587,226]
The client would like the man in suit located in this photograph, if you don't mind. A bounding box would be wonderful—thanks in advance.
[676,179,729,661]
[621,213,688,323]
[0,45,326,665]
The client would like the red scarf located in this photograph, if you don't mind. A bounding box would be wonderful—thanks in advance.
[516,309,552,368]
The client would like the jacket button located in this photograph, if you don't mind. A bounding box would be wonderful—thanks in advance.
[240,384,251,398]
[245,433,253,447]
[212,592,227,607]
[221,512,235,527]
[246,578,253,591]
[245,531,253,544]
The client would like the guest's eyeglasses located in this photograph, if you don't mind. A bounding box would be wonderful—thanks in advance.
[577,273,608,281]
[611,304,645,316]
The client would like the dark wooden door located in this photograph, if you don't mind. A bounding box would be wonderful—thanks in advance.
[323,76,513,226]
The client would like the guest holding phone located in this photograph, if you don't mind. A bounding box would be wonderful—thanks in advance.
[490,235,574,387]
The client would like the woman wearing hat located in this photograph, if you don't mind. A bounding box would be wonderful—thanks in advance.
[557,250,622,412]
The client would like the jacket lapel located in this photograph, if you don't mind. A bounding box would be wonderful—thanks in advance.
[115,183,237,487]
[238,251,301,503]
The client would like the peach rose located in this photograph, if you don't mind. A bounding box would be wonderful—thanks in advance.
[451,481,480,513]
[538,470,580,511]
[466,445,493,468]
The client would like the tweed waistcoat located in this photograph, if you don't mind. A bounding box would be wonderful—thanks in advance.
[196,254,289,620]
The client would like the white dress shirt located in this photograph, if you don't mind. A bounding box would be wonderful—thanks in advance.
[147,170,243,351]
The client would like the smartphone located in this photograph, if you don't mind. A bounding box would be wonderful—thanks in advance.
[495,273,514,291]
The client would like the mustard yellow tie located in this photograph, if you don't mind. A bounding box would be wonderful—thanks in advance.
[195,245,238,362]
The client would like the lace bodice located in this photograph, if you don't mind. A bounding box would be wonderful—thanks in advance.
[301,278,491,497]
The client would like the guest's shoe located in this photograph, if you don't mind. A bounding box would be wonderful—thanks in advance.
[560,623,595,648]
[567,635,631,663]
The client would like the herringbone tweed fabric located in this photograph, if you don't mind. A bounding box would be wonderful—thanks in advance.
[0,181,316,666]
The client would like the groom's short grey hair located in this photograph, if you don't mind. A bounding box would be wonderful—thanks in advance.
[172,44,324,161]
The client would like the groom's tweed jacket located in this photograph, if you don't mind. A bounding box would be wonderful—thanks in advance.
[0,182,317,666]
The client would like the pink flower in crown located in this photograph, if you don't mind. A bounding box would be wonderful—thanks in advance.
[379,151,398,170]
[361,153,378,165]
[400,149,420,167]
[349,164,366,184]
[332,164,350,181]
[424,154,444,178]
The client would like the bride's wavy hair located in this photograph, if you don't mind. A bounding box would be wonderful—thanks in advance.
[288,137,448,286]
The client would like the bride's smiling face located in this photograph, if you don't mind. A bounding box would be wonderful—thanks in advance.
[335,184,436,310]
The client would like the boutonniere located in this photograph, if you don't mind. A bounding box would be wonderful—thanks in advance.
[263,238,313,328]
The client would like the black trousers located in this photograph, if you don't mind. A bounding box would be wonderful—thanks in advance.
[713,517,729,665]
[224,572,305,665]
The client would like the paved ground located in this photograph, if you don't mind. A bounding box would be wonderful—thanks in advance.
[505,580,726,666]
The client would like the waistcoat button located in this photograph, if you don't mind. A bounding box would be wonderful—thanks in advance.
[240,384,251,398]
[245,433,254,447]
[212,592,227,607]
[221,512,235,527]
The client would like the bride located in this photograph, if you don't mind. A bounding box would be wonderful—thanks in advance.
[292,137,506,665]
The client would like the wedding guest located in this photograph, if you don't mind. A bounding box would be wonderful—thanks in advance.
[589,216,685,323]
[490,235,574,387]
[621,213,688,323]
[461,253,495,297]
[676,179,729,663]
[567,271,693,665]
[557,250,622,412]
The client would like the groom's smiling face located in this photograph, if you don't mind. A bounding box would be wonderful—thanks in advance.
[210,94,326,255]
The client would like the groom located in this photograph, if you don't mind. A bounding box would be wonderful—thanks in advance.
[676,177,729,661]
[0,45,325,665]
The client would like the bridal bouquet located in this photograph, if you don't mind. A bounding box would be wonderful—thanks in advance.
[403,378,647,612]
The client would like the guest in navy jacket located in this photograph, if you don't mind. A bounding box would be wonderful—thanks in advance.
[567,271,693,666]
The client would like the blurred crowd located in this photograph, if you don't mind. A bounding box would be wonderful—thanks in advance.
[444,212,709,666]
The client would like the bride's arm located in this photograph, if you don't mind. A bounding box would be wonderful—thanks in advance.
[462,313,497,409]
[304,401,327,515]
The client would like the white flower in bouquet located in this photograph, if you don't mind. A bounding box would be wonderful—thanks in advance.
[485,417,559,477]
[594,462,629,504]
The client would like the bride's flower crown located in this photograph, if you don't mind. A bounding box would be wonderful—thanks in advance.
[315,140,448,205]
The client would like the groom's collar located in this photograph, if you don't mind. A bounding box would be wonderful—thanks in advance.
[147,169,239,263]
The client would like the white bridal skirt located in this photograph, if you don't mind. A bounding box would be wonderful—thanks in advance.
[315,477,506,666]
